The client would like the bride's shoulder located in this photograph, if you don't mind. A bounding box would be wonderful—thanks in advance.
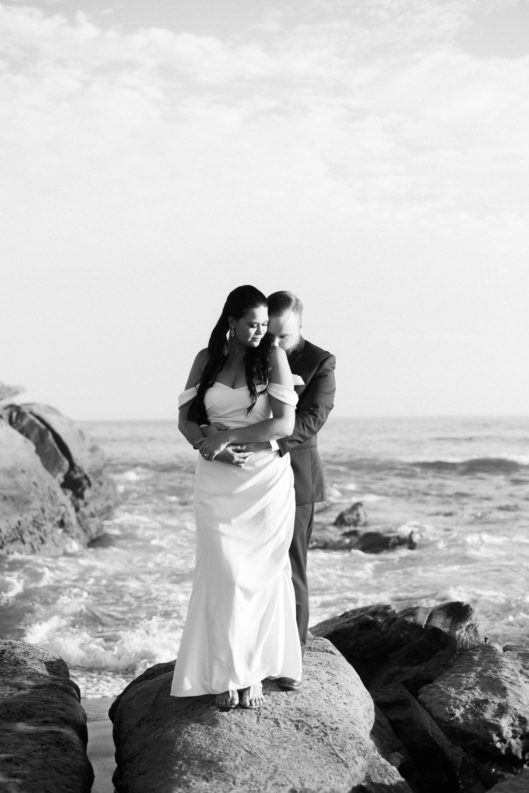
[194,348,209,367]
[185,348,209,388]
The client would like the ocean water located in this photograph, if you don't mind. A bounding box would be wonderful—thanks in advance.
[1,415,528,698]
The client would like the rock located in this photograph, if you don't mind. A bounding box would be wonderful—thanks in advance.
[109,635,412,793]
[372,683,474,793]
[13,403,116,534]
[317,604,529,789]
[0,403,117,553]
[312,601,481,691]
[0,639,93,792]
[309,521,363,550]
[419,644,529,768]
[0,380,25,402]
[310,522,417,553]
[369,705,415,787]
[0,420,82,553]
[6,403,70,480]
[487,770,529,792]
[311,501,419,553]
[334,500,368,527]
[312,602,489,793]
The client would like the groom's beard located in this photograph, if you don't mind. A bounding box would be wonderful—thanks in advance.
[286,337,303,359]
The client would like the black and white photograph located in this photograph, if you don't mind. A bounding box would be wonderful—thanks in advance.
[1,1,529,792]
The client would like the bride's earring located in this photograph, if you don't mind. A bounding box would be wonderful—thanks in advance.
[223,326,234,355]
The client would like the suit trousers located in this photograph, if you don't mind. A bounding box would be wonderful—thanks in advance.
[289,502,315,646]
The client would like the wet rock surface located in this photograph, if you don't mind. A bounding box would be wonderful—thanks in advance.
[0,640,93,793]
[109,634,412,793]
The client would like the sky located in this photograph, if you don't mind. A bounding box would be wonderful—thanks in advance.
[1,0,528,420]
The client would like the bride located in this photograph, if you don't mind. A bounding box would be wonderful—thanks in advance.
[171,285,302,709]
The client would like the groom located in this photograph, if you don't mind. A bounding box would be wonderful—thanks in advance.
[267,291,336,689]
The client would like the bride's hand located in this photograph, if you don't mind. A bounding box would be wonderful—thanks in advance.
[215,446,253,467]
[194,432,230,460]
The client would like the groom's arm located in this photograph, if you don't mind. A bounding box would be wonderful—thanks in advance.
[277,353,336,454]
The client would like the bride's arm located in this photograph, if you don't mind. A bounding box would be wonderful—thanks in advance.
[194,346,295,457]
[178,349,209,447]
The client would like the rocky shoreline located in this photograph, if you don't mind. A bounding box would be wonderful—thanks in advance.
[1,601,528,792]
[1,395,527,791]
[313,602,529,793]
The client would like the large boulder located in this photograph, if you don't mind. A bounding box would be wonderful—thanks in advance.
[312,601,481,691]
[0,640,93,792]
[0,420,82,553]
[20,403,116,535]
[0,403,116,553]
[419,643,529,767]
[313,603,529,791]
[312,603,506,792]
[109,634,412,793]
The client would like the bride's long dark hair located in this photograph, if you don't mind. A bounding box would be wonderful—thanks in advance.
[188,285,273,425]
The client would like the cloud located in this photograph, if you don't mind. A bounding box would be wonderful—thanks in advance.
[1,0,528,253]
[3,0,528,227]
[1,0,528,416]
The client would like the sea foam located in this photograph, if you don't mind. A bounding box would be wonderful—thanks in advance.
[23,613,179,675]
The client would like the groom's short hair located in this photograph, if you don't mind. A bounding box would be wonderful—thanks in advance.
[267,291,303,318]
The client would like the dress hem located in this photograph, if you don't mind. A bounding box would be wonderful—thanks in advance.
[170,670,301,698]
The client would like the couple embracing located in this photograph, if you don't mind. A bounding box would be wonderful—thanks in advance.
[171,285,336,709]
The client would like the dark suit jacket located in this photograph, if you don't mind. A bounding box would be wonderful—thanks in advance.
[277,339,336,506]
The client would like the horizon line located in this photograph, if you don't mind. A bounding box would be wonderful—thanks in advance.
[77,412,529,423]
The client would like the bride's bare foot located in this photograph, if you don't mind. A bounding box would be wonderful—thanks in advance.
[239,683,264,709]
[216,690,239,710]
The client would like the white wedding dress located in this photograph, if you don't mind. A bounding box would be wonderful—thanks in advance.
[171,381,302,696]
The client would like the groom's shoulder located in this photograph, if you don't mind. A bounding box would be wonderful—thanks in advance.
[302,339,335,368]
